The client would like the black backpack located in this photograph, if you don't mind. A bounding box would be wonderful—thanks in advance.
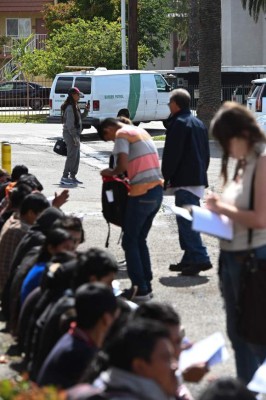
[101,176,129,247]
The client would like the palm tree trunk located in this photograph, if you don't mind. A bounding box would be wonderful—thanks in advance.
[197,0,221,128]
[189,0,199,66]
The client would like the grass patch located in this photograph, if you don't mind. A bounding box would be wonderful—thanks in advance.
[0,114,48,123]
[152,135,165,141]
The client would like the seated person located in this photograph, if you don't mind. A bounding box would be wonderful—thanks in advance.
[68,318,178,400]
[37,282,119,389]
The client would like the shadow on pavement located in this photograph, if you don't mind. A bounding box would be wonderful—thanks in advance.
[159,275,209,288]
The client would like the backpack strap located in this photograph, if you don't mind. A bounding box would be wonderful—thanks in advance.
[105,222,111,248]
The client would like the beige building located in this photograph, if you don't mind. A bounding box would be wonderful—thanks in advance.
[147,0,266,70]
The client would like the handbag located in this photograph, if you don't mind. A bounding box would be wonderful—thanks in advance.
[53,138,67,156]
[237,163,266,345]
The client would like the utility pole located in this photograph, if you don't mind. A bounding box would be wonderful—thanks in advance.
[121,0,127,69]
[128,0,138,70]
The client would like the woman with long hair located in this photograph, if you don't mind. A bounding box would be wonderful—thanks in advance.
[60,87,89,186]
[206,102,266,383]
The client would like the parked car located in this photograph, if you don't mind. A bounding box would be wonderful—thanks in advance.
[0,81,51,110]
[231,85,251,104]
[247,78,266,115]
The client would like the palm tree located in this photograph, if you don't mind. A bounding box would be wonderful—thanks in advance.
[188,0,199,66]
[241,0,266,22]
[197,0,221,128]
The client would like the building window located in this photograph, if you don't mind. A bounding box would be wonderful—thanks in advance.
[6,19,31,37]
[180,50,187,62]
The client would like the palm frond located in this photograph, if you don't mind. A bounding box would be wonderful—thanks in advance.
[241,0,266,22]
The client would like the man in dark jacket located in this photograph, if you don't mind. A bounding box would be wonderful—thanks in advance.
[162,88,212,276]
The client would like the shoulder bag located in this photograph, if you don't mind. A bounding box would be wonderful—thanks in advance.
[237,163,266,345]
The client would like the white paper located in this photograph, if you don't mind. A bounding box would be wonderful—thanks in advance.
[171,205,193,221]
[248,360,266,393]
[112,280,122,297]
[179,332,229,372]
[170,205,233,240]
[106,190,114,202]
[191,205,233,240]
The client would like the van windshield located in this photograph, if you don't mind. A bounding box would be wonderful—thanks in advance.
[74,77,91,94]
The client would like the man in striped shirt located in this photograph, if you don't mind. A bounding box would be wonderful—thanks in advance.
[98,118,163,302]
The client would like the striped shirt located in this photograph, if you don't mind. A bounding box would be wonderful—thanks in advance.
[113,125,163,196]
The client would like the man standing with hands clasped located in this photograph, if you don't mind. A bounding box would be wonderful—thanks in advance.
[162,89,212,276]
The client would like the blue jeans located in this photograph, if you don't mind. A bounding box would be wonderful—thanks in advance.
[220,246,266,383]
[175,189,210,264]
[122,185,163,293]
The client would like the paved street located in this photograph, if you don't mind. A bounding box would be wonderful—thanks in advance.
[0,122,236,396]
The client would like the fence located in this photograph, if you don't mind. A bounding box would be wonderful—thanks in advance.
[0,82,252,123]
[0,76,52,123]
[186,83,252,110]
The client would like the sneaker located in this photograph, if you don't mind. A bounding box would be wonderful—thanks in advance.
[120,285,138,301]
[118,259,127,271]
[134,292,152,303]
[60,177,77,186]
[133,288,153,303]
[71,176,83,184]
[169,262,188,272]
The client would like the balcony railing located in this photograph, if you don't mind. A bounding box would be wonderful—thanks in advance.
[2,34,47,56]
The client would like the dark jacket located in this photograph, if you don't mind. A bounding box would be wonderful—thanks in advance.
[37,330,97,389]
[161,109,210,188]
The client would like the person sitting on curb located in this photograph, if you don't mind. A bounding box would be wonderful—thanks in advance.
[67,318,178,400]
[37,282,119,389]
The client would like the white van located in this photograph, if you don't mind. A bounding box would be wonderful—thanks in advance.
[48,68,171,129]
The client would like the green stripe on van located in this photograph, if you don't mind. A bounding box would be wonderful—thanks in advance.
[127,74,141,119]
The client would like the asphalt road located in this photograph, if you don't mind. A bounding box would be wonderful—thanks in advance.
[0,122,237,396]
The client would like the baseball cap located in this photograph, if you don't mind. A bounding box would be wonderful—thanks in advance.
[68,87,84,98]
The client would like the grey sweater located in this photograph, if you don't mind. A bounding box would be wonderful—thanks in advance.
[62,105,88,139]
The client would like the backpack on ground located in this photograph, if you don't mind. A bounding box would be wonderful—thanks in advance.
[101,176,129,247]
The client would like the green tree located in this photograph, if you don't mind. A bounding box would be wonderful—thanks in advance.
[241,0,266,21]
[42,1,80,32]
[137,0,172,61]
[42,0,174,64]
[169,0,189,66]
[197,0,221,128]
[73,0,119,20]
[19,18,150,78]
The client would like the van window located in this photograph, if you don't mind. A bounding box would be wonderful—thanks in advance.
[261,85,266,98]
[250,83,263,98]
[74,77,91,94]
[55,77,74,94]
[154,74,168,92]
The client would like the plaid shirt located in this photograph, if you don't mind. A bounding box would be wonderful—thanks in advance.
[0,213,30,292]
